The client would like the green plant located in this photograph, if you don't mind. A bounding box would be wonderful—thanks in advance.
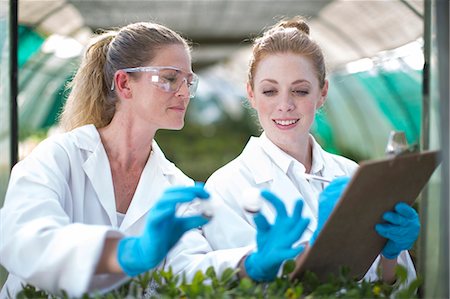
[16,261,421,299]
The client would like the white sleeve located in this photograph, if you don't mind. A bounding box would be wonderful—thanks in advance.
[165,185,257,282]
[165,229,253,282]
[0,142,125,298]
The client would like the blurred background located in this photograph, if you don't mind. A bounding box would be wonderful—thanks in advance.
[0,0,448,297]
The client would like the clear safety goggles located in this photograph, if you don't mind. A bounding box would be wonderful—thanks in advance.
[111,66,199,98]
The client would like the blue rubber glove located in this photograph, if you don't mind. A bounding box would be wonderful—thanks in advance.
[244,190,310,282]
[117,184,210,276]
[375,202,420,259]
[310,177,350,246]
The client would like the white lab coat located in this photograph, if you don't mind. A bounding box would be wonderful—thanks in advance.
[0,124,193,298]
[166,133,416,284]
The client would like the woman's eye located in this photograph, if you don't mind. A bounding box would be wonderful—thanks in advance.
[262,90,276,96]
[293,90,309,95]
[161,76,178,83]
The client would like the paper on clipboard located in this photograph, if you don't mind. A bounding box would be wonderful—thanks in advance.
[290,150,441,282]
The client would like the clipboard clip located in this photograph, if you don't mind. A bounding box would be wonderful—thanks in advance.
[385,131,418,157]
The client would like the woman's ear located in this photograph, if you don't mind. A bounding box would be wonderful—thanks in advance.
[317,80,329,109]
[246,82,256,109]
[114,71,133,99]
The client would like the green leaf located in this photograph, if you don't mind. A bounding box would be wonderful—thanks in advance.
[17,264,420,298]
[281,259,296,276]
[395,265,408,284]
[192,270,205,285]
[206,266,217,279]
[220,268,239,284]
[239,277,254,291]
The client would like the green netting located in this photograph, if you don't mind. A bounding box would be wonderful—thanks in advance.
[18,50,78,138]
[311,110,338,154]
[311,67,423,160]
[41,75,72,128]
[353,69,422,145]
[18,25,45,69]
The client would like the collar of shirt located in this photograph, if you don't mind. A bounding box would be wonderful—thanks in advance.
[310,136,326,175]
[259,132,325,177]
[259,132,293,173]
[259,132,322,221]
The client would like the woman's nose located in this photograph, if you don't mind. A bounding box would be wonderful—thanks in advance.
[175,78,190,98]
[277,93,295,112]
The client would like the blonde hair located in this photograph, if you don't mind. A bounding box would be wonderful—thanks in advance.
[59,22,190,131]
[248,16,326,89]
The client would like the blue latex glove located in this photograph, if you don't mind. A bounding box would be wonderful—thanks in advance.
[375,202,420,259]
[244,190,310,282]
[117,184,210,276]
[310,176,350,245]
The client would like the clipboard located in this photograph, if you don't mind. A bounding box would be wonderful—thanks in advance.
[290,150,441,282]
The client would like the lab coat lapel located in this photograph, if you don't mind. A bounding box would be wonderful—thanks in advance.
[83,141,117,227]
[242,137,273,185]
[269,172,306,217]
[241,137,306,224]
[313,139,346,180]
[242,136,316,231]
[120,156,170,232]
[321,163,344,183]
[120,142,176,232]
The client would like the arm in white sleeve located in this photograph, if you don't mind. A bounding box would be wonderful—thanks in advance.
[165,229,253,282]
[165,192,256,282]
[0,142,127,297]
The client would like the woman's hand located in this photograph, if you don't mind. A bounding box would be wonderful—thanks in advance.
[117,184,210,276]
[375,202,420,259]
[244,190,310,282]
[310,177,350,245]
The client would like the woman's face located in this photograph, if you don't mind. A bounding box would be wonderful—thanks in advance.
[129,44,193,131]
[247,52,328,149]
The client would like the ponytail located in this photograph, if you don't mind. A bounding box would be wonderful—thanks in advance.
[60,31,117,131]
[59,22,190,132]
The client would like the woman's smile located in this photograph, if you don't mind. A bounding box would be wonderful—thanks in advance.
[273,118,300,129]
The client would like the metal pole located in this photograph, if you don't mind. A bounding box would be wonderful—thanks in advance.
[418,2,431,296]
[436,0,450,297]
[9,0,18,168]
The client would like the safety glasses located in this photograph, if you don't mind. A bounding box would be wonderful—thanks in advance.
[111,66,199,98]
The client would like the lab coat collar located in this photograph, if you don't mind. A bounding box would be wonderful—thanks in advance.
[241,132,308,184]
[81,128,117,226]
[259,132,293,174]
[74,125,178,230]
[120,143,172,231]
[241,134,274,184]
[257,132,325,176]
[71,124,178,176]
[70,124,100,152]
[242,133,316,231]
[241,132,346,184]
[70,125,168,160]
[310,136,346,179]
[310,135,325,175]
[150,140,178,176]
[240,132,346,234]
[116,140,179,231]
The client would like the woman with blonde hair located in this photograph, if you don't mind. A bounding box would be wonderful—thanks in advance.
[167,16,419,284]
[0,21,210,298]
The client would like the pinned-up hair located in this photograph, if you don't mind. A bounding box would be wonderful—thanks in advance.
[248,16,326,89]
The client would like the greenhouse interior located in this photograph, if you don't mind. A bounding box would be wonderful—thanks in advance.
[0,0,448,298]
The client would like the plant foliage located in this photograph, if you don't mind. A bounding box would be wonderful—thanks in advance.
[16,261,421,299]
